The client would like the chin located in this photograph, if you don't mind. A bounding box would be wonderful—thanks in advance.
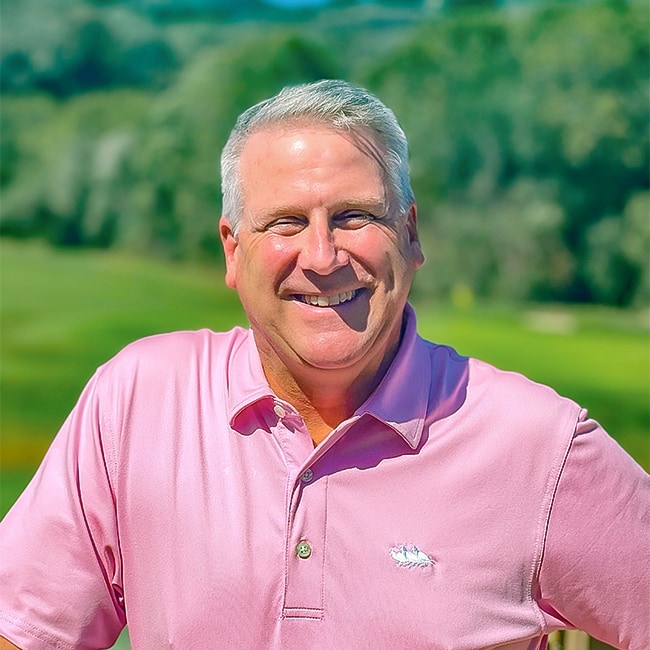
[295,341,370,372]
[302,356,361,371]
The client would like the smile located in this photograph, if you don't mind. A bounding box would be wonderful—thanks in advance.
[295,290,359,307]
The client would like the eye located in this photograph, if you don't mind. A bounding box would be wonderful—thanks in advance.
[264,216,306,235]
[333,210,379,230]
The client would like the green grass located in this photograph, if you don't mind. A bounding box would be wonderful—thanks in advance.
[1,240,247,514]
[1,240,649,518]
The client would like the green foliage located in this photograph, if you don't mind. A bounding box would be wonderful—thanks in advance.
[117,30,340,259]
[0,0,648,305]
[415,179,572,301]
[0,92,151,245]
[0,2,179,96]
[585,192,650,306]
[367,0,649,305]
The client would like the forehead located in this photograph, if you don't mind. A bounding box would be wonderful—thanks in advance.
[239,123,387,177]
[237,125,389,212]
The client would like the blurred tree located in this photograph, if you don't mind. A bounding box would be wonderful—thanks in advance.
[120,39,179,89]
[414,179,572,301]
[0,51,36,93]
[364,0,648,306]
[443,0,498,13]
[365,10,519,205]
[0,92,149,246]
[584,192,650,307]
[119,31,341,259]
[0,96,59,239]
[41,17,121,96]
[134,0,261,20]
[1,0,647,307]
[0,2,180,96]
[511,1,649,302]
[0,113,20,188]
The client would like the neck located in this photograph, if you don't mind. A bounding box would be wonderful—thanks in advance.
[262,351,395,447]
[268,371,361,446]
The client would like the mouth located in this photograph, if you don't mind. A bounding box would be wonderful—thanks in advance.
[293,289,361,308]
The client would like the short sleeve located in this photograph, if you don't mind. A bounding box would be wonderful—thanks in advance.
[0,372,125,650]
[537,411,650,649]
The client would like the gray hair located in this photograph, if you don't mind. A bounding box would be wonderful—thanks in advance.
[220,79,414,233]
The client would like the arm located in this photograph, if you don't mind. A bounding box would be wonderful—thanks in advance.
[0,372,125,648]
[537,412,650,649]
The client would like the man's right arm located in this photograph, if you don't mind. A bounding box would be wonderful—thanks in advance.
[0,636,21,649]
[0,370,126,647]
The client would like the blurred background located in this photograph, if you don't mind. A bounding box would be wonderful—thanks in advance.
[0,0,648,647]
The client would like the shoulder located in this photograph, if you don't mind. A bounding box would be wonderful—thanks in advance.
[94,326,250,384]
[419,335,579,414]
[467,355,581,423]
[118,326,248,355]
[417,336,582,448]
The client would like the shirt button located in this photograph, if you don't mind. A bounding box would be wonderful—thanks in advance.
[300,468,314,483]
[273,404,286,418]
[295,541,312,559]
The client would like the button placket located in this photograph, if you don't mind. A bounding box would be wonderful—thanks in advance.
[283,474,328,619]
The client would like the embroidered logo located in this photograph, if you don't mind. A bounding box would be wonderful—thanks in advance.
[390,544,434,569]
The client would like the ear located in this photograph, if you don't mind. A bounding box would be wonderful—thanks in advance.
[406,204,425,269]
[219,216,239,289]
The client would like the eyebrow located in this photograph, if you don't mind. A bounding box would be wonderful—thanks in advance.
[254,198,388,220]
[332,198,388,213]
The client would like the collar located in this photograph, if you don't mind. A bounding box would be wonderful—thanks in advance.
[355,303,430,449]
[226,328,275,423]
[226,304,433,449]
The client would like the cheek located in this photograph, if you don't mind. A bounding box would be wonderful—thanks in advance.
[270,238,291,256]
[240,238,296,284]
[348,227,407,267]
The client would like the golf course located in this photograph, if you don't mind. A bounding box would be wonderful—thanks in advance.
[2,239,648,517]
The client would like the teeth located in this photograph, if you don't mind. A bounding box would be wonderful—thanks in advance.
[300,290,357,307]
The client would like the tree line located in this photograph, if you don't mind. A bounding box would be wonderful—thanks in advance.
[1,0,648,306]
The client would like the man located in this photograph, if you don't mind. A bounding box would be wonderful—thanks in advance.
[0,80,648,649]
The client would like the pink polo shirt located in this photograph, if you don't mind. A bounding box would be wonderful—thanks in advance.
[1,306,648,649]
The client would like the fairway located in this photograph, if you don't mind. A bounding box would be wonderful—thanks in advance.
[1,240,648,517]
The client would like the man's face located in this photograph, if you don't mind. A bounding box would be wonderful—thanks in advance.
[220,125,424,386]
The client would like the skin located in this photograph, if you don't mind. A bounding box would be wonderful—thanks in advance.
[220,124,424,445]
[0,637,19,649]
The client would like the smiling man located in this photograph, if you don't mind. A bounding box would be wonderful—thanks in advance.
[220,123,423,445]
[0,80,648,649]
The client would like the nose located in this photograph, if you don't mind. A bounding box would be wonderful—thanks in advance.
[297,218,348,275]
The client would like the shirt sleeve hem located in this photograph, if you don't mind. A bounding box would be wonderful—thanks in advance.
[0,610,76,650]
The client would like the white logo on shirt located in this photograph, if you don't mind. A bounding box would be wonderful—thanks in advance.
[390,544,434,568]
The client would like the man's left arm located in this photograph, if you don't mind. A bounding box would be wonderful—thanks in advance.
[537,411,650,649]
